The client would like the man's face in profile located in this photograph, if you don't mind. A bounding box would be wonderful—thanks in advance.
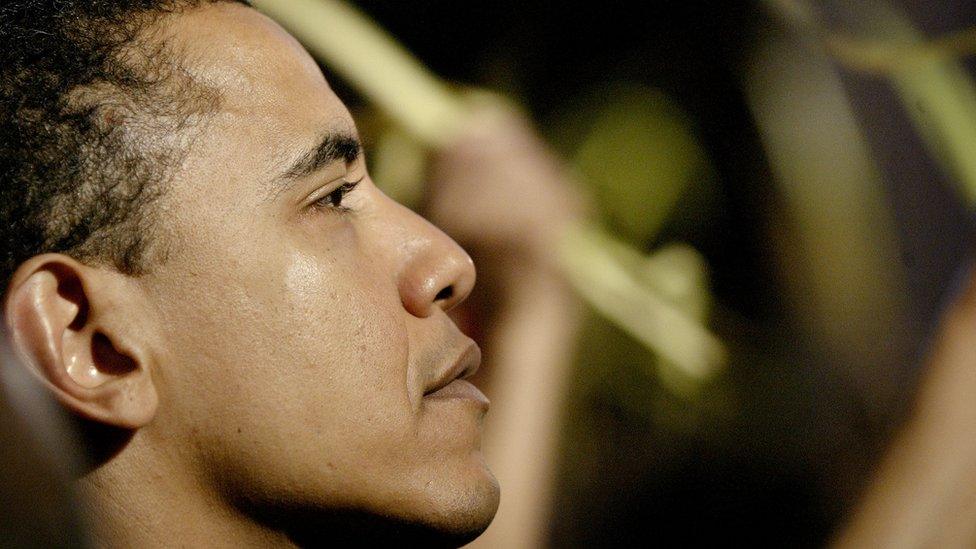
[109,3,497,541]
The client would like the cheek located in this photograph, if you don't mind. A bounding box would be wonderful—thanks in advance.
[279,251,410,409]
[150,232,415,474]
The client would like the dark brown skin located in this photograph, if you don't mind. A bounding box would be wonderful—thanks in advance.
[3,4,498,546]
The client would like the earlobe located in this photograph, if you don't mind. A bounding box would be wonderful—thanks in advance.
[4,255,158,430]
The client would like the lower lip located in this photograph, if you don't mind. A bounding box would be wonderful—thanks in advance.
[424,379,490,408]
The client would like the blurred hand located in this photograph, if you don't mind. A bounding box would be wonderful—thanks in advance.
[425,103,586,278]
[836,264,976,548]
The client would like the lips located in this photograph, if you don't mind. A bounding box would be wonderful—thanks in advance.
[423,342,486,405]
[425,379,489,408]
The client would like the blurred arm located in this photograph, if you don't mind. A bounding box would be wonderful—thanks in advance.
[835,266,976,548]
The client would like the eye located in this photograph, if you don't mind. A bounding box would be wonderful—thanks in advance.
[312,177,363,213]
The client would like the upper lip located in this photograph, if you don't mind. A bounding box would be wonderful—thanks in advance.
[423,342,482,397]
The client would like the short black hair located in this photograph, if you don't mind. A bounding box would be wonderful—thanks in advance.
[0,0,248,283]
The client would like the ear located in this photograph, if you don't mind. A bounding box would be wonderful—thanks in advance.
[3,255,158,430]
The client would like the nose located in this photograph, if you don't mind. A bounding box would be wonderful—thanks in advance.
[385,200,476,318]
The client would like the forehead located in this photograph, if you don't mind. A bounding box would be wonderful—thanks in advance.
[164,3,354,178]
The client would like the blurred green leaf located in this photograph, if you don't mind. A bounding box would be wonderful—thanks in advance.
[575,86,713,244]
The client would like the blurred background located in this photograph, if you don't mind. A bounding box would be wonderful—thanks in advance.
[319,0,976,546]
[5,0,976,546]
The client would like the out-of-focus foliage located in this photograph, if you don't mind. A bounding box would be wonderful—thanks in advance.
[574,86,714,245]
[559,223,722,392]
[745,11,912,410]
[769,0,976,207]
[561,85,725,392]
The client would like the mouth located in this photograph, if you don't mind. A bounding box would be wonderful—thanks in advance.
[423,342,488,407]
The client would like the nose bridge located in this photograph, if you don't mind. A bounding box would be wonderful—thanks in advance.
[375,192,475,318]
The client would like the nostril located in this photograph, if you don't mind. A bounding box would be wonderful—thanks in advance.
[434,285,454,303]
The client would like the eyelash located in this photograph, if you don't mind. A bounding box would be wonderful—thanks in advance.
[311,176,364,213]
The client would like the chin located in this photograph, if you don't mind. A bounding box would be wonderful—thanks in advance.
[278,499,499,548]
[423,470,501,546]
[269,468,500,548]
[377,463,500,547]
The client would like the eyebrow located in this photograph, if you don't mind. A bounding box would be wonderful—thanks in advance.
[282,131,362,181]
[268,131,363,200]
